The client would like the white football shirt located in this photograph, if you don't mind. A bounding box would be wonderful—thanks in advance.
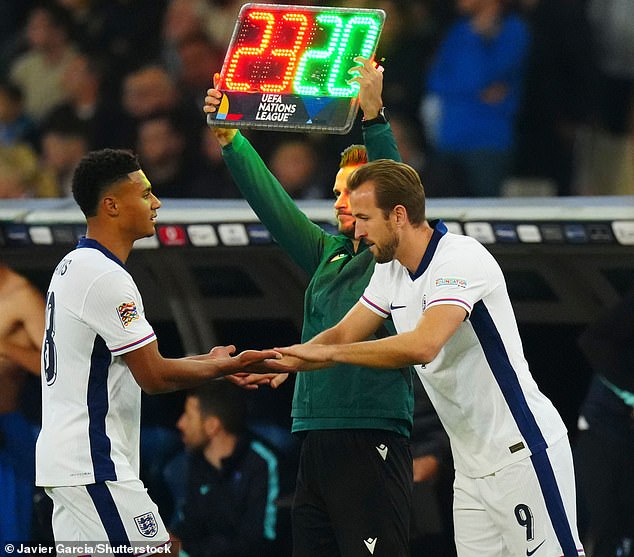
[36,238,156,487]
[361,221,567,478]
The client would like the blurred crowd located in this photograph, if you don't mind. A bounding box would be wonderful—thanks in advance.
[0,0,633,202]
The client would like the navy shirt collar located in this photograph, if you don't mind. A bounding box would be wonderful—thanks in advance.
[409,219,447,280]
[76,237,126,270]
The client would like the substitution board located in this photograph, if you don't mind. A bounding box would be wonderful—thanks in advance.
[206,3,385,134]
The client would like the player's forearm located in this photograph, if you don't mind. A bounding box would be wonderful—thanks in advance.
[142,350,279,393]
[283,337,426,371]
[307,309,381,347]
[307,324,355,346]
[141,358,234,394]
[125,341,232,393]
[329,332,435,369]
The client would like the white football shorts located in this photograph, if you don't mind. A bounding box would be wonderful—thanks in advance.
[45,478,170,556]
[453,435,585,557]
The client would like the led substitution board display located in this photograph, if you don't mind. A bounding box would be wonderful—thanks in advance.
[207,3,385,134]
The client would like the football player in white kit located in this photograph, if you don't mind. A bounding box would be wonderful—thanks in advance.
[273,160,586,557]
[36,149,279,553]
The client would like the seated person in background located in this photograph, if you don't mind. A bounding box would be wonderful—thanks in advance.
[171,381,280,557]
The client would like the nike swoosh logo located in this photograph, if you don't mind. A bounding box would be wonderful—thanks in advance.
[329,253,347,263]
[526,540,546,556]
[389,303,406,310]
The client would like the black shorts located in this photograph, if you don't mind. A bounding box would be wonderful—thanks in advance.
[292,429,412,557]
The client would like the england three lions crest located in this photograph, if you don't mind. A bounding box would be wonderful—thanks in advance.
[134,512,158,537]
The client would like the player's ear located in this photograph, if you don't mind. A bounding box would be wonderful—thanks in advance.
[393,204,407,225]
[102,195,119,216]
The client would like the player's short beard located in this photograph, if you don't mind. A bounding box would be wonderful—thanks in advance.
[373,231,399,263]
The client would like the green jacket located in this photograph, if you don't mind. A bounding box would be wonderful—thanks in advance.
[222,125,413,436]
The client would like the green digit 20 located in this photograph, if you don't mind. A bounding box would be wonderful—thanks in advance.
[293,14,343,96]
[294,14,380,97]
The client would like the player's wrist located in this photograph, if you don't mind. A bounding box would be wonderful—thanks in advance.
[362,106,389,127]
[325,344,340,364]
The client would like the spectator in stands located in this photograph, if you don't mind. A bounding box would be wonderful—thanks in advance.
[199,126,241,198]
[45,52,127,150]
[0,146,34,199]
[268,140,328,199]
[135,111,210,198]
[369,1,440,125]
[0,81,37,148]
[9,2,79,122]
[203,0,243,49]
[575,291,634,557]
[574,0,634,195]
[56,0,168,81]
[120,64,201,150]
[0,144,56,198]
[161,0,211,78]
[39,113,90,196]
[54,0,102,53]
[135,112,187,198]
[174,33,223,109]
[420,0,530,197]
[170,382,280,557]
[586,0,634,140]
[122,64,179,123]
[0,263,45,544]
[513,0,597,197]
[0,2,32,78]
